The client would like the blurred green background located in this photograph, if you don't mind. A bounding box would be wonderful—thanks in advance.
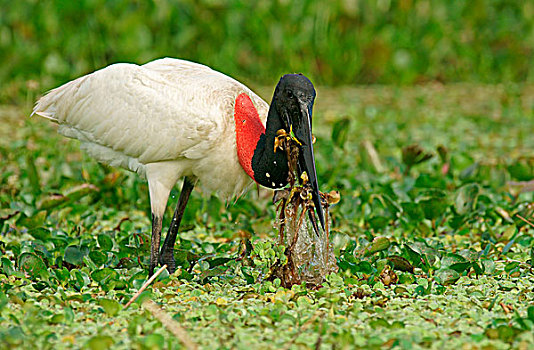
[1,0,533,104]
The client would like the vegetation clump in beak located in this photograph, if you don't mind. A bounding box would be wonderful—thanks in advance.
[269,129,339,288]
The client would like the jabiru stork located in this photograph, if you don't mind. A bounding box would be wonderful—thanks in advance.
[32,58,324,276]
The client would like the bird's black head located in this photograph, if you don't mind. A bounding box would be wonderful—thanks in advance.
[273,74,316,131]
[251,73,324,232]
[273,74,325,232]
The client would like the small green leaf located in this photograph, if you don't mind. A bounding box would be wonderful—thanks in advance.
[89,251,108,266]
[37,193,68,210]
[17,211,47,229]
[418,189,448,220]
[368,216,389,231]
[332,118,351,148]
[98,298,121,316]
[366,237,390,255]
[527,306,534,322]
[18,252,47,278]
[64,246,85,266]
[441,253,467,269]
[241,266,255,284]
[143,333,165,349]
[65,183,99,201]
[86,335,114,350]
[28,227,51,240]
[402,144,433,174]
[26,153,41,195]
[401,202,425,223]
[97,234,113,251]
[448,261,472,273]
[2,257,16,276]
[454,183,480,215]
[91,268,119,283]
[435,268,460,285]
[387,255,414,273]
[206,257,233,268]
[0,292,8,311]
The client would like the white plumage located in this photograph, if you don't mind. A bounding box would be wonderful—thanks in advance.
[33,58,269,218]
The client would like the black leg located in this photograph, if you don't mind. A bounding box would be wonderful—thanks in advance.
[159,176,196,274]
[149,214,163,277]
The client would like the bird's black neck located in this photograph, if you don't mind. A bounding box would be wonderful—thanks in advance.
[251,104,289,189]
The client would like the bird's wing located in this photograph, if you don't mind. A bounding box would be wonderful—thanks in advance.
[32,58,266,164]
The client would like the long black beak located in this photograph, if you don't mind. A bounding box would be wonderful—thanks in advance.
[293,100,325,234]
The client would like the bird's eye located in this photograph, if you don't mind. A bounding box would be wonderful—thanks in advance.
[287,90,294,98]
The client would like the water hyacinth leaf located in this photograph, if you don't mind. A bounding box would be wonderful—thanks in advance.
[86,335,115,350]
[401,202,425,223]
[206,257,233,269]
[499,226,516,242]
[25,153,41,195]
[65,183,99,201]
[357,261,373,274]
[368,216,389,230]
[504,261,520,273]
[89,251,108,266]
[2,257,16,276]
[98,298,121,316]
[528,306,534,322]
[441,253,467,268]
[97,234,113,251]
[435,268,460,285]
[241,266,255,284]
[0,292,8,311]
[502,238,516,254]
[448,262,472,273]
[339,260,373,275]
[417,190,449,220]
[48,312,66,324]
[331,118,350,148]
[64,246,85,266]
[143,334,165,349]
[71,269,90,290]
[0,208,20,222]
[37,193,68,210]
[33,281,49,291]
[200,266,228,281]
[18,252,47,278]
[507,161,533,181]
[91,268,119,290]
[398,272,415,284]
[342,240,358,263]
[455,183,480,215]
[28,227,51,241]
[481,259,496,274]
[403,243,423,267]
[369,318,390,329]
[16,211,47,229]
[472,261,485,275]
[387,255,414,273]
[64,307,74,324]
[53,267,70,284]
[365,237,390,255]
[402,144,433,171]
[486,325,522,342]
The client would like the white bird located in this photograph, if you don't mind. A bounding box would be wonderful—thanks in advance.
[32,58,324,276]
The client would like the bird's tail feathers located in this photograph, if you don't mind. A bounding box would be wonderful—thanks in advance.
[30,76,88,123]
